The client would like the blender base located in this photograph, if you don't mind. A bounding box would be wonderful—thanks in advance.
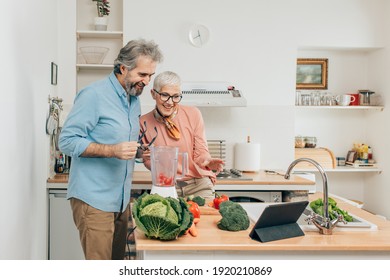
[150,185,178,198]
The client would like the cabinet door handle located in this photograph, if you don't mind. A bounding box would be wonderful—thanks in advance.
[51,193,67,199]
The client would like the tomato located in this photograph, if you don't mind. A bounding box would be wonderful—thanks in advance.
[187,201,201,218]
[164,177,173,186]
[158,173,174,186]
[213,193,229,210]
[158,173,165,183]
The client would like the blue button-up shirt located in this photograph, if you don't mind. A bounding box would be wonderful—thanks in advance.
[59,72,140,212]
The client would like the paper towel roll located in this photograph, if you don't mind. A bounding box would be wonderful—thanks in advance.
[234,142,261,172]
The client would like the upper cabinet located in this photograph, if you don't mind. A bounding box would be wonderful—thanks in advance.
[76,0,123,91]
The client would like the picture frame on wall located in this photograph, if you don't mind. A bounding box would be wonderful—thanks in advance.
[296,58,328,90]
[51,62,58,85]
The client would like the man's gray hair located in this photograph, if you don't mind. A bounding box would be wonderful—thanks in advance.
[113,39,163,74]
[153,71,181,91]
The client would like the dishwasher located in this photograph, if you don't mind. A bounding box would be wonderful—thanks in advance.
[48,189,84,260]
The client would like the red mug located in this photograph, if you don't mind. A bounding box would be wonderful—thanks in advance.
[349,93,360,106]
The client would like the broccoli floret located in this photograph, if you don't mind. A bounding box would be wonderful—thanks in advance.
[191,196,206,206]
[217,201,250,231]
[186,195,206,206]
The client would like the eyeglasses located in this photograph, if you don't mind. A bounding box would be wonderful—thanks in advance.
[153,89,182,103]
[138,121,158,151]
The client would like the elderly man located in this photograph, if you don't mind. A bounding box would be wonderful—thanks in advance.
[59,39,163,260]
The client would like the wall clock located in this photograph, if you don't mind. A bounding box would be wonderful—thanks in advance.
[188,24,210,48]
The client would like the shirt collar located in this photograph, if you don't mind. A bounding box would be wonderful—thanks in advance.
[109,71,127,99]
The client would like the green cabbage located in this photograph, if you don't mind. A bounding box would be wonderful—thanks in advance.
[132,193,193,241]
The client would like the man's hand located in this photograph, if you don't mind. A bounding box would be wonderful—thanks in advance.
[82,141,140,160]
[112,141,140,160]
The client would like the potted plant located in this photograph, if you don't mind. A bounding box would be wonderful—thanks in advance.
[92,0,110,31]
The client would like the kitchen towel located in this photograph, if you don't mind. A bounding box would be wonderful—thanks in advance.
[234,142,261,172]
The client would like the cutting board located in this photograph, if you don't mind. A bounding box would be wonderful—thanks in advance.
[294,147,336,169]
[199,206,220,216]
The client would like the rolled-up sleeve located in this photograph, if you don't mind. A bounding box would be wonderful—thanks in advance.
[59,88,98,158]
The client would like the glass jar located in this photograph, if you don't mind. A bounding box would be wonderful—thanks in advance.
[295,91,302,106]
[311,91,321,106]
[300,94,311,106]
[304,136,317,148]
[295,136,306,148]
[336,157,346,166]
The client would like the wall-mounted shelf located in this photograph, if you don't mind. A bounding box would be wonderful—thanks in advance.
[295,166,382,174]
[76,30,123,40]
[76,64,113,71]
[296,105,384,111]
[297,46,384,52]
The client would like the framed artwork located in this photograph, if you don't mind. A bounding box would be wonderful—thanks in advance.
[51,62,58,85]
[296,58,328,89]
[346,150,357,164]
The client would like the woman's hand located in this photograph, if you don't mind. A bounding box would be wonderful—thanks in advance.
[141,148,151,160]
[202,158,224,174]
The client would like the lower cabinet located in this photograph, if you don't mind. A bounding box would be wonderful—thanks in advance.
[48,189,84,260]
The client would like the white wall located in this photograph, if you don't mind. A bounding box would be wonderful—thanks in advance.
[122,0,387,205]
[363,1,390,217]
[0,0,58,259]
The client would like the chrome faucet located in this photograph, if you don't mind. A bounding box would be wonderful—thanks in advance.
[284,158,344,235]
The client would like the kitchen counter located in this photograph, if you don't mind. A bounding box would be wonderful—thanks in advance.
[46,170,315,191]
[134,193,390,260]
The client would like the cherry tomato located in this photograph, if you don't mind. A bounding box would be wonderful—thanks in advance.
[163,177,173,186]
[158,173,174,186]
[213,193,229,209]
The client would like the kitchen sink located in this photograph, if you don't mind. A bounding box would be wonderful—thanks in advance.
[240,202,378,232]
[297,208,378,232]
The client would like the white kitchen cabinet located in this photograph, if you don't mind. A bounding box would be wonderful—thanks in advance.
[76,0,123,92]
[48,189,84,260]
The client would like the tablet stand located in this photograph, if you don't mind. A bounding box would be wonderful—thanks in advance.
[250,222,304,243]
[248,200,308,243]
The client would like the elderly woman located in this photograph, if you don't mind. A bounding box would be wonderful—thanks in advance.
[139,71,224,200]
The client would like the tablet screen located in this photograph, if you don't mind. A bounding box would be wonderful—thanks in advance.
[253,201,308,228]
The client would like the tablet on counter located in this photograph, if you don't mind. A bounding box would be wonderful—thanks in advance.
[248,200,309,243]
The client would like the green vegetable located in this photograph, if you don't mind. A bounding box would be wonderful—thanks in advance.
[309,197,353,222]
[217,200,250,231]
[187,195,206,206]
[132,193,194,241]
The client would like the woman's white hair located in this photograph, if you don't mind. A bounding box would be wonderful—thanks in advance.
[153,71,181,91]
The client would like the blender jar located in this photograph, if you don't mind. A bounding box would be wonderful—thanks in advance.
[150,146,188,198]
